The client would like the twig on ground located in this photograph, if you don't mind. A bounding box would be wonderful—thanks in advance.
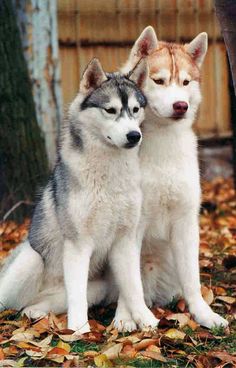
[2,200,34,222]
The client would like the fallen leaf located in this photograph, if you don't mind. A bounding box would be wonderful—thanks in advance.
[57,340,71,353]
[0,359,17,367]
[89,320,106,332]
[116,335,140,344]
[94,354,113,367]
[187,319,199,331]
[201,286,214,305]
[146,344,161,353]
[216,296,236,304]
[121,344,137,358]
[199,259,213,268]
[48,347,69,356]
[0,348,4,360]
[102,343,123,359]
[177,299,186,312]
[5,331,37,343]
[83,350,99,358]
[57,333,82,343]
[208,350,236,364]
[32,317,50,334]
[166,313,190,327]
[140,351,167,362]
[164,329,186,340]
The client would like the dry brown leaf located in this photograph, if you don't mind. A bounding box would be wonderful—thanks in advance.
[57,340,71,353]
[140,351,167,362]
[216,296,236,304]
[47,347,69,356]
[2,346,19,357]
[212,286,227,296]
[28,334,53,348]
[0,359,17,367]
[208,350,236,364]
[201,286,214,305]
[164,329,186,340]
[200,242,213,257]
[102,342,123,360]
[166,313,190,327]
[57,333,82,343]
[4,331,37,344]
[0,348,4,360]
[120,344,137,358]
[177,299,186,312]
[83,350,99,358]
[32,317,50,334]
[133,338,159,351]
[89,320,106,332]
[25,348,50,360]
[46,354,65,364]
[199,259,213,268]
[187,319,199,331]
[145,344,161,353]
[116,335,140,344]
[94,354,113,367]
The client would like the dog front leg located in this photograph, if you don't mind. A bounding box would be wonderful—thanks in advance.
[170,212,228,328]
[63,238,93,334]
[109,235,159,332]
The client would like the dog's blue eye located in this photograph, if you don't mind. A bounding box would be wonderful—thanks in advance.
[105,108,116,114]
[133,107,139,113]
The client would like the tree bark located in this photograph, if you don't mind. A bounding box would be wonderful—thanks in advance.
[13,0,63,166]
[0,0,48,221]
[215,0,236,187]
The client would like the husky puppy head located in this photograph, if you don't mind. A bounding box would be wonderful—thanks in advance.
[124,26,208,126]
[69,58,148,149]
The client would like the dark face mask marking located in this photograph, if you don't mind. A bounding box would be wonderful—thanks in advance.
[80,73,147,118]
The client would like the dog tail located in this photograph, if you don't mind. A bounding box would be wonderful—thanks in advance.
[0,240,44,311]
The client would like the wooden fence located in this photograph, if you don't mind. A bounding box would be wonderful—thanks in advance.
[58,0,231,139]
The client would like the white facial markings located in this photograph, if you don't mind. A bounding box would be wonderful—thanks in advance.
[171,52,176,80]
[103,97,122,118]
[99,93,143,148]
[128,95,141,116]
[179,70,191,85]
[151,69,171,85]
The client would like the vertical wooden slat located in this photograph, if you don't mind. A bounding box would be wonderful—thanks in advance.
[58,0,231,139]
[59,47,79,104]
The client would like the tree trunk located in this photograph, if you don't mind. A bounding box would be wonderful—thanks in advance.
[0,0,48,222]
[13,0,63,166]
[215,0,236,187]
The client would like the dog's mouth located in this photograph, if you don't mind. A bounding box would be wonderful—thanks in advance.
[124,142,139,149]
[171,115,186,120]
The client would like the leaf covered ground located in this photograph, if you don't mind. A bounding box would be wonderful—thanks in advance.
[0,177,235,367]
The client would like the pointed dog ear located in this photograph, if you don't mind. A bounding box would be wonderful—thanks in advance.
[185,32,208,68]
[80,58,107,95]
[129,58,149,89]
[130,26,158,58]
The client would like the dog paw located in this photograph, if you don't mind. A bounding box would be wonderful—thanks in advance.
[69,321,91,335]
[22,306,47,320]
[132,307,159,330]
[194,311,228,329]
[113,316,137,332]
[190,301,228,329]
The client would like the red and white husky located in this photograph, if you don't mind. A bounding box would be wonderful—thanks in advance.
[113,26,228,330]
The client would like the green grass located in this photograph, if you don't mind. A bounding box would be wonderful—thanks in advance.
[71,340,101,353]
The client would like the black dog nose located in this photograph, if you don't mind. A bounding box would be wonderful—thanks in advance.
[126,131,141,144]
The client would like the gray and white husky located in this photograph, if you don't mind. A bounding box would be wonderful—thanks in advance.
[0,58,158,333]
